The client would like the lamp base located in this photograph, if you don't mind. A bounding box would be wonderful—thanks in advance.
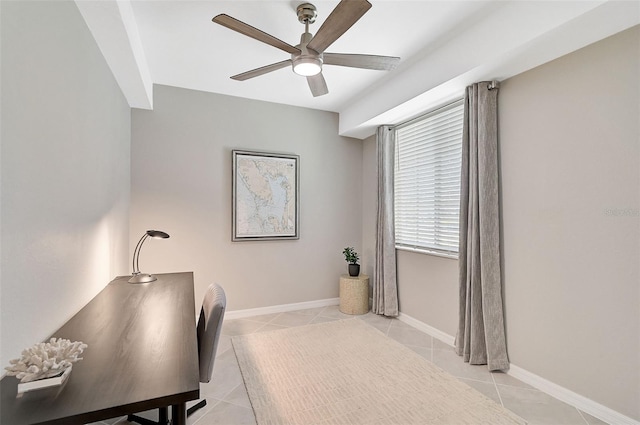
[128,273,157,284]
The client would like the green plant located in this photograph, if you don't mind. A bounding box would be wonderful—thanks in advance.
[342,247,360,265]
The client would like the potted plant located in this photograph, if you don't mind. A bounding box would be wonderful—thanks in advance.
[342,247,360,277]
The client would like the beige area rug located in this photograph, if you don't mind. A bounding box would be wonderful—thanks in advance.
[232,318,526,425]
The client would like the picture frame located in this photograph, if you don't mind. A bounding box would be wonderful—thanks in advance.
[232,150,300,241]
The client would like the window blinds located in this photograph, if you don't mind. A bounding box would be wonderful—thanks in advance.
[394,100,464,255]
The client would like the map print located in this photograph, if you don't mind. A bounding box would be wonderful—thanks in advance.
[235,154,297,238]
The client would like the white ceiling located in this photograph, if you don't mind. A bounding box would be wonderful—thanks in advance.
[76,0,639,139]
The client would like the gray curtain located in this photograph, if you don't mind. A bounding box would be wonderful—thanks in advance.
[373,125,399,317]
[455,82,509,371]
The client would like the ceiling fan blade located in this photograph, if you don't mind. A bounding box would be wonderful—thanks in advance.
[231,60,292,81]
[307,73,328,97]
[307,0,372,54]
[212,14,301,55]
[323,53,400,70]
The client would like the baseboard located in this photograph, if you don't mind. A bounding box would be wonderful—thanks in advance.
[507,365,639,425]
[397,312,455,346]
[396,312,638,425]
[225,297,340,320]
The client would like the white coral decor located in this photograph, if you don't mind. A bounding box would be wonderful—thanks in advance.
[5,338,88,383]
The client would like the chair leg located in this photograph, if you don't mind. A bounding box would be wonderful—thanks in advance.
[186,399,207,417]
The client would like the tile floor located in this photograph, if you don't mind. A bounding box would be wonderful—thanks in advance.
[95,306,609,425]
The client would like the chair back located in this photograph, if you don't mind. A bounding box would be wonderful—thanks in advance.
[196,283,226,383]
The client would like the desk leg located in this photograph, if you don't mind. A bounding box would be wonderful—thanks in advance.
[172,403,187,425]
[159,407,168,425]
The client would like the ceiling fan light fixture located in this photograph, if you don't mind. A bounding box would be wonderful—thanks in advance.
[293,57,322,76]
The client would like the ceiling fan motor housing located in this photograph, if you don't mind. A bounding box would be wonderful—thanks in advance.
[292,31,323,76]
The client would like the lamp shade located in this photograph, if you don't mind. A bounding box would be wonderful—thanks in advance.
[129,229,170,284]
[147,230,170,239]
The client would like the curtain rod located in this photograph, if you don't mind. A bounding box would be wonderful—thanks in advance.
[488,80,500,90]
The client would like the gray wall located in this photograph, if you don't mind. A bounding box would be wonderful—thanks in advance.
[366,26,639,419]
[499,25,639,420]
[1,1,131,367]
[130,85,363,314]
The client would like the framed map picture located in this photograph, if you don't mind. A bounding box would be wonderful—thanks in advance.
[232,150,300,241]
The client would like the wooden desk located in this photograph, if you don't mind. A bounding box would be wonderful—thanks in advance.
[1,272,200,425]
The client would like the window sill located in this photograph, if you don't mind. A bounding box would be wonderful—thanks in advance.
[395,245,459,260]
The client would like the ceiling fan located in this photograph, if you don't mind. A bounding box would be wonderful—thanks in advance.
[212,0,400,97]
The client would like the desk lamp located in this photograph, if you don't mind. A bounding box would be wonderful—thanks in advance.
[129,230,170,283]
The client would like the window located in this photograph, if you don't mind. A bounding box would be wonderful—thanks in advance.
[394,100,464,256]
